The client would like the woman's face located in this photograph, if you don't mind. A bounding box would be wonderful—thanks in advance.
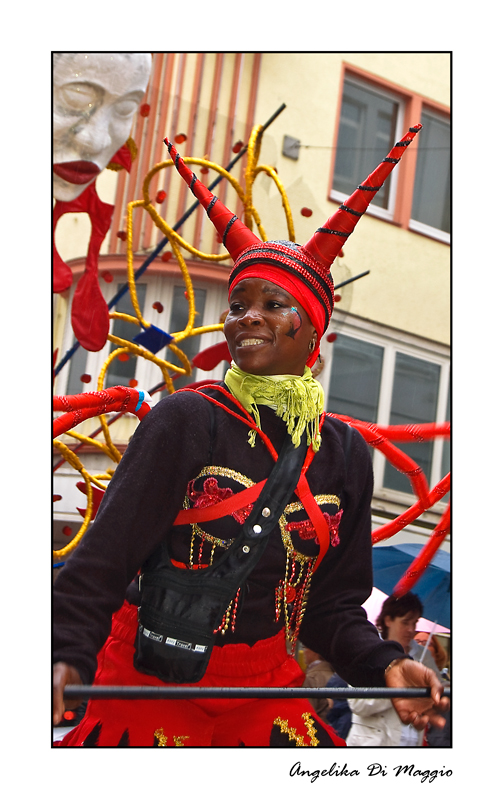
[224,278,317,376]
[53,53,151,201]
[384,612,419,652]
[414,632,436,657]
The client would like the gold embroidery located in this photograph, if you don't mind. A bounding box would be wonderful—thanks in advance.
[184,467,255,567]
[154,728,168,747]
[196,466,255,486]
[301,712,320,746]
[280,494,341,554]
[272,713,320,746]
[154,728,189,747]
[273,716,306,746]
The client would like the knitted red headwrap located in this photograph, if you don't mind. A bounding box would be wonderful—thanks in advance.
[228,240,333,367]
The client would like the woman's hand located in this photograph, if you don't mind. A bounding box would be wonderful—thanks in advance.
[53,662,83,726]
[385,658,449,730]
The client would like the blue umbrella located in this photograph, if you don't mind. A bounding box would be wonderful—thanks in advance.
[372,543,451,629]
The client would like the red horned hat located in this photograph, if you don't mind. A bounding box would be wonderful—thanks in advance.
[164,125,421,365]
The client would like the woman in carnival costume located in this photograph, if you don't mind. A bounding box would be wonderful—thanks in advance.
[53,125,449,747]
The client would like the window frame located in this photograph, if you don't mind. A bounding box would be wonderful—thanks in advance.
[408,106,451,244]
[330,75,406,223]
[330,66,451,244]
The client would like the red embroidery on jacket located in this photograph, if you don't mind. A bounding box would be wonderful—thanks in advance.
[187,477,233,508]
[286,509,343,547]
[186,477,253,523]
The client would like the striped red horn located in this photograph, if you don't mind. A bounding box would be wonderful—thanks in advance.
[164,138,261,261]
[302,124,422,269]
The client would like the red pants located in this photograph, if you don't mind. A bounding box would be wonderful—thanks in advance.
[56,602,345,747]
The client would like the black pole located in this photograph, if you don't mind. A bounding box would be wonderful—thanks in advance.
[63,685,450,701]
[333,270,370,291]
[54,104,287,376]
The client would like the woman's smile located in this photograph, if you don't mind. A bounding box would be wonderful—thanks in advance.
[224,278,317,376]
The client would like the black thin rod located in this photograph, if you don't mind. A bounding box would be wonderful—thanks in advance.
[63,685,450,701]
[54,104,287,376]
[333,270,370,291]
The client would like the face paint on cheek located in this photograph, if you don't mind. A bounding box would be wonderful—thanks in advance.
[285,307,303,340]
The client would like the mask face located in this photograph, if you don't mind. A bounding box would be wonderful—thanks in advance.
[52,52,151,201]
[224,278,316,376]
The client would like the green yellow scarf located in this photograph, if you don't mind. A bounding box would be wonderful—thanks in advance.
[224,363,324,451]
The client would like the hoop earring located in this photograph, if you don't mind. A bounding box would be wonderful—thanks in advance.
[309,339,316,353]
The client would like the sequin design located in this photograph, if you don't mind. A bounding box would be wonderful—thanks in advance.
[272,712,320,746]
[154,728,189,747]
[285,500,343,547]
[276,495,342,651]
[181,466,255,569]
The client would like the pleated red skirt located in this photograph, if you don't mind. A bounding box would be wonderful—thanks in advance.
[55,601,345,747]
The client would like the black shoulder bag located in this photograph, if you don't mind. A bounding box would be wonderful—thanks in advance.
[134,430,308,684]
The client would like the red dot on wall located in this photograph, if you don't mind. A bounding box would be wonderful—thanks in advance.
[117,230,127,241]
[63,710,76,721]
[326,332,337,343]
[152,301,164,313]
[174,133,187,144]
[200,166,209,174]
[301,207,313,217]
[161,251,172,262]
[53,494,62,502]
[155,190,167,203]
[139,103,150,117]
[334,294,342,303]
[101,270,114,283]
[129,379,138,388]
[80,374,92,383]
[232,140,244,153]
[62,526,73,537]
[117,352,130,362]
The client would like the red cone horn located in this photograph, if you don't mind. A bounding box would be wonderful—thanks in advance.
[303,124,422,269]
[164,138,261,261]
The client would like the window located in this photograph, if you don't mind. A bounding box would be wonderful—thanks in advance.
[332,72,450,241]
[410,109,451,238]
[161,285,208,392]
[382,353,440,494]
[105,284,147,389]
[322,317,450,505]
[332,78,402,216]
[327,334,383,422]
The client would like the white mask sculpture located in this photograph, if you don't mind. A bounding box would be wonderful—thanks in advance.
[53,53,151,352]
[53,52,151,201]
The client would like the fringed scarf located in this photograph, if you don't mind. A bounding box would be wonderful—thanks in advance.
[224,363,324,452]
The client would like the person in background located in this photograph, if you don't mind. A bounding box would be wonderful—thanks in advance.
[346,592,444,747]
[413,631,450,746]
[413,631,449,674]
[325,672,353,740]
[301,646,335,723]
